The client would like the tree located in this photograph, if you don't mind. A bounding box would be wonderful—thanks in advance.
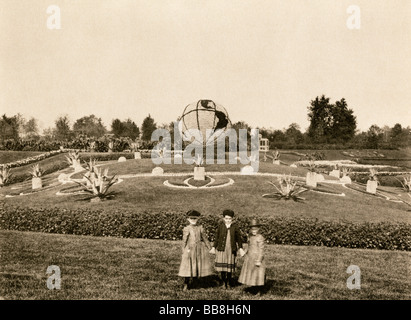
[111,119,124,138]
[141,114,157,141]
[391,123,410,148]
[121,119,140,140]
[307,95,357,144]
[54,115,72,141]
[366,124,384,149]
[73,115,107,138]
[307,95,333,143]
[23,117,40,139]
[285,123,304,145]
[330,98,357,143]
[0,114,20,142]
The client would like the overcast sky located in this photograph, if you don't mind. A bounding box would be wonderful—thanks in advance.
[0,0,410,133]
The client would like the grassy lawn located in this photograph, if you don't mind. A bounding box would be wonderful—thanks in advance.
[0,230,409,300]
[0,151,44,164]
[1,158,410,224]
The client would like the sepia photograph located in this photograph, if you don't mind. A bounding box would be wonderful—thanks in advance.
[0,0,410,308]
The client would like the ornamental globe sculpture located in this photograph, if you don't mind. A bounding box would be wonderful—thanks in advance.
[178,99,231,146]
[177,99,231,180]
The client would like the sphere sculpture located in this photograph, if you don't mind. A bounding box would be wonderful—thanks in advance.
[178,100,231,146]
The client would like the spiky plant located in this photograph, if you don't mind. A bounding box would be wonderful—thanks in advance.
[341,167,351,177]
[66,150,80,166]
[29,164,43,178]
[262,175,307,202]
[272,150,280,161]
[369,168,378,182]
[396,175,411,193]
[307,160,316,172]
[0,166,12,186]
[76,167,118,200]
[194,154,203,167]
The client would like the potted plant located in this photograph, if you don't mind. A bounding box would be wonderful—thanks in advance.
[0,166,12,188]
[366,168,378,194]
[132,141,141,159]
[30,164,43,190]
[272,150,280,165]
[66,150,82,172]
[306,161,317,187]
[193,154,205,181]
[329,164,341,178]
[340,167,352,184]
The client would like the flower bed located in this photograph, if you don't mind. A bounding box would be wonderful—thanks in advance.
[0,204,409,251]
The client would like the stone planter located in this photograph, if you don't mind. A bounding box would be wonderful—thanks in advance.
[152,167,164,175]
[73,160,82,172]
[32,177,42,190]
[306,172,317,188]
[273,160,280,165]
[366,180,378,194]
[194,166,205,181]
[340,176,352,184]
[316,174,325,182]
[134,152,141,159]
[329,169,340,178]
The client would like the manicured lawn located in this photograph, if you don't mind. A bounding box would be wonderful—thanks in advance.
[0,151,43,164]
[1,158,410,224]
[0,230,409,300]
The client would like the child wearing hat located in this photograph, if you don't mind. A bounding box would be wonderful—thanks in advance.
[209,209,244,289]
[238,219,266,291]
[178,210,213,291]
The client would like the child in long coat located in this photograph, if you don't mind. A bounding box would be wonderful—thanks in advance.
[178,210,213,291]
[210,209,244,289]
[238,219,266,290]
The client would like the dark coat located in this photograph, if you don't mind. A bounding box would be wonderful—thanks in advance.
[213,221,244,254]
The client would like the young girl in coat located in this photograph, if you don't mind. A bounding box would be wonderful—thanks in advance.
[178,210,213,291]
[238,219,266,292]
[210,209,244,289]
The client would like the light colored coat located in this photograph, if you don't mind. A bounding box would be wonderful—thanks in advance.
[178,224,213,277]
[238,234,266,286]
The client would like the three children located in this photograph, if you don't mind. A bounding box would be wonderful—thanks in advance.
[178,209,266,293]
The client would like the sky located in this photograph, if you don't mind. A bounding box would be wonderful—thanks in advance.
[0,0,410,133]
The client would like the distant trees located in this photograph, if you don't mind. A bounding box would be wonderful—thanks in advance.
[54,115,72,141]
[73,115,107,138]
[141,114,157,141]
[0,114,20,142]
[111,118,140,140]
[0,101,409,151]
[307,95,357,144]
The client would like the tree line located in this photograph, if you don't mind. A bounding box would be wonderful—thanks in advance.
[0,95,410,151]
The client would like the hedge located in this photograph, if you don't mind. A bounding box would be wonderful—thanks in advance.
[0,204,409,251]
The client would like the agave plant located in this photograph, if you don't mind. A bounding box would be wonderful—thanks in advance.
[194,154,204,167]
[341,167,352,177]
[368,168,378,182]
[262,175,307,202]
[396,175,411,193]
[76,167,118,201]
[29,164,43,178]
[272,150,280,161]
[307,160,317,172]
[0,166,12,186]
[66,150,80,166]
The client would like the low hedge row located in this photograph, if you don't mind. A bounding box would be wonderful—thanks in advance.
[0,204,409,251]
[77,151,152,162]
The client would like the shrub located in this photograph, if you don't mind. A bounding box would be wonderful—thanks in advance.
[0,205,409,251]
